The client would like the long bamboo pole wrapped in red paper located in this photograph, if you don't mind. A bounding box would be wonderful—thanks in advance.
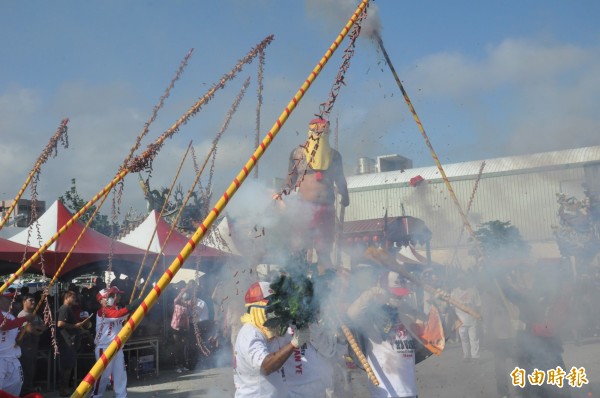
[0,37,272,295]
[71,2,370,396]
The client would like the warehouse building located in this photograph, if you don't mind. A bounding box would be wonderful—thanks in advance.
[345,145,600,267]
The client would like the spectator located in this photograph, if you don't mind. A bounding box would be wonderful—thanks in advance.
[56,290,89,397]
[450,275,482,361]
[18,293,46,395]
[7,288,22,317]
[0,291,35,396]
[170,281,195,373]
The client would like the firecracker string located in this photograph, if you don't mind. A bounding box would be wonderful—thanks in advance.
[138,76,251,299]
[0,37,271,296]
[0,119,69,231]
[254,49,266,179]
[129,141,194,303]
[72,2,368,395]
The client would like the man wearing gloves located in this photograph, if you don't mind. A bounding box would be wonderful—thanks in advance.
[233,281,310,398]
[282,319,343,398]
[347,270,443,398]
[92,286,143,398]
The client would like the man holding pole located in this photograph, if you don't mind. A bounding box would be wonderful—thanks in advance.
[92,286,142,398]
[346,270,443,398]
[0,291,35,396]
[280,118,349,274]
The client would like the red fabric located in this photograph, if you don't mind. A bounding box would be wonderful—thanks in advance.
[171,289,192,331]
[0,312,27,331]
[170,304,190,331]
[410,175,425,187]
[98,306,129,319]
[310,204,336,252]
[309,118,329,126]
[0,389,43,397]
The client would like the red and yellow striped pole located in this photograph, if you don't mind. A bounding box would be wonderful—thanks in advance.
[0,37,272,295]
[72,1,370,396]
[17,189,112,343]
[0,170,127,294]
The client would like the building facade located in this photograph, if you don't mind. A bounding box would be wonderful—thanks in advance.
[345,146,600,267]
[0,199,46,228]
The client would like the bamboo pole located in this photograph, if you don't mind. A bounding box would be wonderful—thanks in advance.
[364,246,482,320]
[449,161,486,267]
[374,32,516,317]
[72,2,370,396]
[0,119,69,231]
[17,49,193,343]
[0,37,272,295]
[137,76,251,299]
[341,323,379,386]
[374,32,481,253]
[129,141,193,303]
[17,189,112,343]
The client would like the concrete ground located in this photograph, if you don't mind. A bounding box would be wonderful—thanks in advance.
[41,337,600,397]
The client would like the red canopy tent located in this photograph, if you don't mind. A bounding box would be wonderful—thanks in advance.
[0,237,48,275]
[8,200,154,278]
[118,210,230,261]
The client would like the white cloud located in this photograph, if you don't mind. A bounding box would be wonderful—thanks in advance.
[401,38,600,156]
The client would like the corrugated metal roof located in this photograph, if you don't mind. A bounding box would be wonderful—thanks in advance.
[347,145,600,189]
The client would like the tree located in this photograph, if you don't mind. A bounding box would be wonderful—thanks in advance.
[470,220,529,260]
[59,178,116,236]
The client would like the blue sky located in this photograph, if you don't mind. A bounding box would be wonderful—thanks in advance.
[1,0,599,219]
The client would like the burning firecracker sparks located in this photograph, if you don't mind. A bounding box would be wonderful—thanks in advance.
[138,76,252,299]
[0,37,273,296]
[254,49,266,179]
[280,5,368,197]
[127,36,274,175]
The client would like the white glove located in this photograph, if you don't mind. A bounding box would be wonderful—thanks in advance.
[291,328,310,348]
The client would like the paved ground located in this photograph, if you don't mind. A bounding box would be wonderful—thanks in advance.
[42,337,600,397]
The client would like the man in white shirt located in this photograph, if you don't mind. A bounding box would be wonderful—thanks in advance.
[450,276,482,361]
[92,286,142,398]
[0,291,34,395]
[282,320,342,398]
[347,271,424,398]
[233,281,310,398]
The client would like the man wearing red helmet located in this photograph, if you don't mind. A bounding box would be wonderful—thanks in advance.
[91,286,142,398]
[233,281,310,398]
[280,118,349,274]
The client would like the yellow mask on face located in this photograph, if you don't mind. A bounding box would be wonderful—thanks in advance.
[304,121,332,171]
[240,301,277,340]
